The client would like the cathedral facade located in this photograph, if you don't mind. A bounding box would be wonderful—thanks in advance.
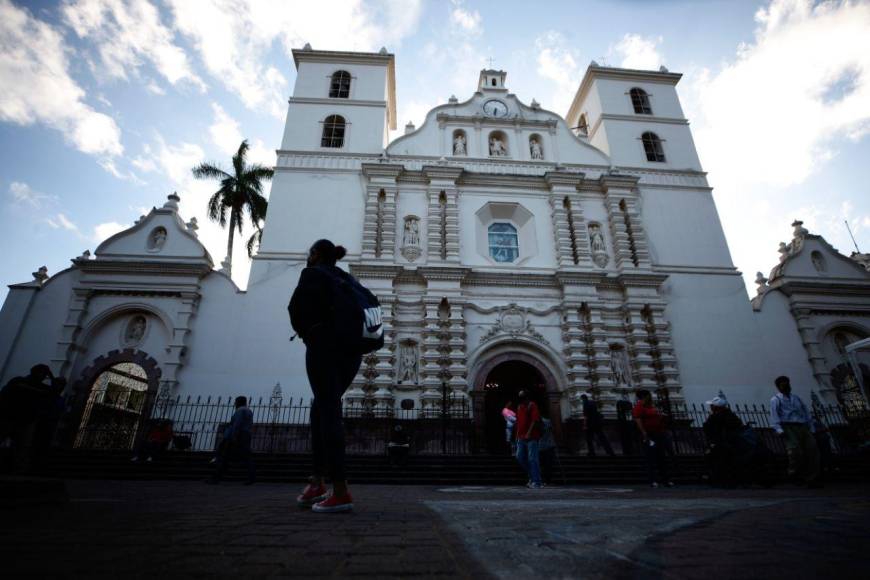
[1,47,868,444]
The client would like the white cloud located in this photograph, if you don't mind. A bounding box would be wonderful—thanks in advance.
[61,0,206,91]
[93,221,128,242]
[209,103,243,155]
[8,181,56,208]
[168,0,423,118]
[534,32,584,115]
[146,81,166,95]
[683,0,870,289]
[610,33,663,70]
[0,0,123,157]
[247,139,276,168]
[450,0,481,35]
[99,158,143,183]
[46,213,81,233]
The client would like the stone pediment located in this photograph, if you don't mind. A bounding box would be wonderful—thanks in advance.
[386,91,610,166]
[769,224,870,284]
[93,193,213,267]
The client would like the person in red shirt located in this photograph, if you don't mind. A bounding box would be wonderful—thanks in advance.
[632,389,674,488]
[515,390,543,488]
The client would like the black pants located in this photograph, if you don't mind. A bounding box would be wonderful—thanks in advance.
[306,348,362,483]
[643,433,671,484]
[586,425,615,456]
[213,434,255,482]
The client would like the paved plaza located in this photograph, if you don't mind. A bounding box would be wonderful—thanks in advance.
[2,479,869,578]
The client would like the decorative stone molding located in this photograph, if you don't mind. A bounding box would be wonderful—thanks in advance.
[478,303,549,346]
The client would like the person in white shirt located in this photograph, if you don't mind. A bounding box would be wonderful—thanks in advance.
[770,376,821,487]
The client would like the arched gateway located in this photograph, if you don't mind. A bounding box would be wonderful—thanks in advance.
[471,350,564,454]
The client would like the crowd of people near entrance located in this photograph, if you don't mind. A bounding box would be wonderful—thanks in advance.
[0,237,841,512]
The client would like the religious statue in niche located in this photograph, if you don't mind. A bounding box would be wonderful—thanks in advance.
[529,138,544,160]
[148,227,167,251]
[489,136,507,157]
[123,315,147,347]
[453,133,467,155]
[397,341,419,384]
[610,346,632,387]
[811,251,826,273]
[589,223,609,268]
[401,215,421,262]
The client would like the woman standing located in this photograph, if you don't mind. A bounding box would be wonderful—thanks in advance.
[290,239,363,513]
[632,389,675,488]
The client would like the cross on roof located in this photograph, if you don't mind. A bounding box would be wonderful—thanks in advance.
[487,57,496,68]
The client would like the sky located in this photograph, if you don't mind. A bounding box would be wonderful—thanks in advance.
[1,0,869,302]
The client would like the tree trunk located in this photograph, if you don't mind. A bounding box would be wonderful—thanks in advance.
[226,212,236,269]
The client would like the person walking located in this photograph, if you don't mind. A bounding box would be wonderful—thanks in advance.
[702,394,746,487]
[208,396,255,484]
[632,389,674,488]
[770,376,821,487]
[290,239,370,513]
[515,390,543,489]
[502,400,517,455]
[581,394,614,456]
[0,364,54,473]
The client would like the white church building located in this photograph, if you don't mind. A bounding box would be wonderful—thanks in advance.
[2,47,868,448]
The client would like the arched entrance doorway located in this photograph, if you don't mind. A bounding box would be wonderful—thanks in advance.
[68,349,161,449]
[482,360,549,453]
[472,349,564,454]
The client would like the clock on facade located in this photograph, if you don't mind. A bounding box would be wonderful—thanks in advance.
[482,99,508,118]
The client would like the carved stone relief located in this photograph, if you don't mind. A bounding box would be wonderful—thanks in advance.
[147,227,167,251]
[529,138,544,160]
[609,344,632,387]
[397,340,419,384]
[453,132,467,156]
[588,223,609,268]
[479,303,549,345]
[401,215,421,262]
[122,315,147,347]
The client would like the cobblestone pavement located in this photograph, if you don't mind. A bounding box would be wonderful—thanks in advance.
[2,479,869,579]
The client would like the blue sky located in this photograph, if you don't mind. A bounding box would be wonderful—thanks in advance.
[1,0,869,302]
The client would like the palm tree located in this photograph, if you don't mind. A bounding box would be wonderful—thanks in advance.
[192,140,273,274]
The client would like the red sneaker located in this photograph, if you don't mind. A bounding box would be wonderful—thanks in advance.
[296,483,328,507]
[312,492,353,513]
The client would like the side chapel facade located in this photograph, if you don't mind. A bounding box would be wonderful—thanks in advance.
[1,47,868,441]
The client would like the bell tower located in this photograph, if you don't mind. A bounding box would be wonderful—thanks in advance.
[282,45,397,153]
[566,64,702,171]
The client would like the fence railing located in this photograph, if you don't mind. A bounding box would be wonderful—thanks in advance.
[73,385,870,457]
[75,389,474,455]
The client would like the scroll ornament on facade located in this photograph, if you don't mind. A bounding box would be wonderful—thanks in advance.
[479,303,549,345]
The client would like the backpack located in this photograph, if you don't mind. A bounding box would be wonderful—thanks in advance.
[322,267,385,355]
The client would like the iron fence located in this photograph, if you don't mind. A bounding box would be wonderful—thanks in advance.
[75,385,474,455]
[72,383,870,457]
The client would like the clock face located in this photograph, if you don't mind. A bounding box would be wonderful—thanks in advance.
[483,99,508,118]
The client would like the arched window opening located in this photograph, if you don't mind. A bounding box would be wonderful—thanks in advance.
[321,115,346,148]
[577,113,589,135]
[488,222,519,263]
[630,87,652,114]
[491,78,497,87]
[641,132,665,162]
[329,70,351,98]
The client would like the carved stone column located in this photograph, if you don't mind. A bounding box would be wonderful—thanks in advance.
[600,174,650,271]
[420,297,444,413]
[793,308,834,401]
[423,165,462,265]
[624,304,656,391]
[588,304,617,414]
[51,287,92,377]
[370,294,396,415]
[561,303,592,418]
[361,163,402,261]
[643,304,683,401]
[447,299,468,408]
[545,171,589,268]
